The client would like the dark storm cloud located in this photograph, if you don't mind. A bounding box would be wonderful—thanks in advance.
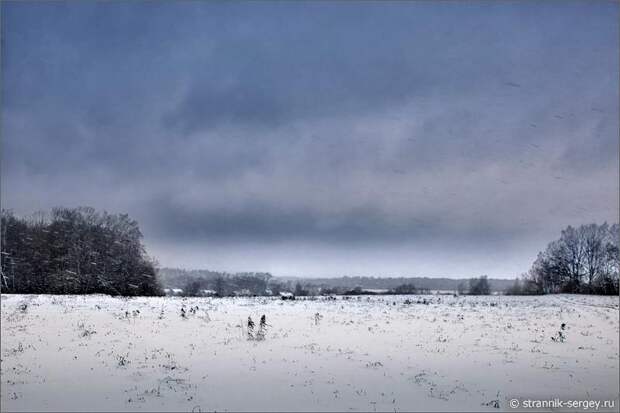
[148,199,400,243]
[1,1,618,277]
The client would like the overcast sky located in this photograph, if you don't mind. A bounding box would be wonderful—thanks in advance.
[1,1,618,278]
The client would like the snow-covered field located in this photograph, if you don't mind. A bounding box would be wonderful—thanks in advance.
[1,294,618,412]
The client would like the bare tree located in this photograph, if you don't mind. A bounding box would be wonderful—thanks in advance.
[526,223,619,295]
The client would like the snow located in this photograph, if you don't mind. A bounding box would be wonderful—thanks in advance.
[1,294,618,412]
[362,289,389,294]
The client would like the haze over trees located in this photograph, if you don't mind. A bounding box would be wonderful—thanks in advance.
[276,275,514,293]
[0,207,161,296]
[158,268,274,296]
[468,276,491,295]
[1,208,616,297]
[157,268,515,296]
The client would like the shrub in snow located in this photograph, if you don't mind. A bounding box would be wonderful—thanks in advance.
[247,316,255,340]
[247,315,268,341]
[256,315,267,341]
[117,353,130,367]
[314,312,323,325]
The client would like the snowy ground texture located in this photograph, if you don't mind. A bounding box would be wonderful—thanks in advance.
[1,294,618,412]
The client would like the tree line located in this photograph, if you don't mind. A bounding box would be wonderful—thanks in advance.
[512,223,619,295]
[1,207,162,296]
[1,208,616,297]
[158,268,276,296]
[184,273,273,297]
[282,275,514,292]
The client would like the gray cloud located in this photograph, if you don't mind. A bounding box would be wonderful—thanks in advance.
[1,1,618,277]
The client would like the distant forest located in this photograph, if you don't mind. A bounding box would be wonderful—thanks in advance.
[158,268,513,296]
[276,275,514,293]
[1,207,617,296]
[158,268,274,297]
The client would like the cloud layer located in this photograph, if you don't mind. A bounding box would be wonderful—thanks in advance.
[2,1,618,277]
